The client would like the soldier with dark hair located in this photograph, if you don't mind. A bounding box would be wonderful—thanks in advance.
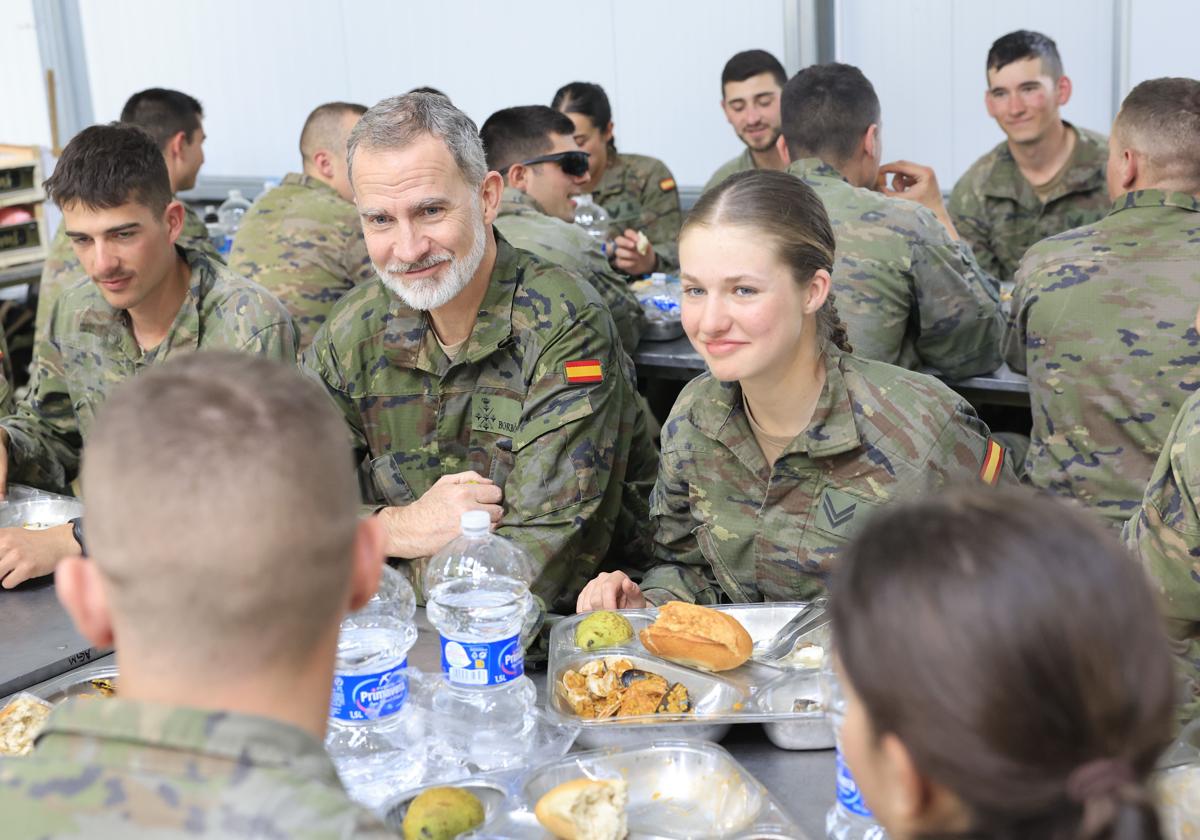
[704,49,789,191]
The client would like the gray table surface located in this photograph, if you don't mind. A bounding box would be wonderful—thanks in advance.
[10,600,835,839]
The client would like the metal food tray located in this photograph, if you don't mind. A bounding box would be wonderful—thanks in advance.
[29,662,119,705]
[385,740,808,839]
[547,604,833,751]
[641,318,684,341]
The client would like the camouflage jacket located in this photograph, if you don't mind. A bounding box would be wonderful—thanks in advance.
[36,202,220,342]
[0,326,12,416]
[229,173,375,353]
[642,346,1013,604]
[593,150,682,273]
[948,123,1110,284]
[1,245,297,492]
[494,187,644,354]
[301,235,657,614]
[703,148,756,193]
[1124,388,1200,722]
[785,158,1004,379]
[1004,189,1200,526]
[0,697,398,839]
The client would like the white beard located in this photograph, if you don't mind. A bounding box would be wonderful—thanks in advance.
[374,217,487,312]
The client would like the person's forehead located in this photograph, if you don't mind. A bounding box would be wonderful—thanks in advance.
[724,73,782,102]
[988,56,1051,88]
[681,224,782,279]
[565,112,595,133]
[352,135,468,200]
[62,199,156,233]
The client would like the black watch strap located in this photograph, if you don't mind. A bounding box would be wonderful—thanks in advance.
[70,516,86,556]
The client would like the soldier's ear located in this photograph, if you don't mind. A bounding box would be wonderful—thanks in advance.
[56,555,115,648]
[478,170,505,226]
[506,162,528,191]
[804,268,832,315]
[311,149,335,181]
[164,130,187,163]
[1056,74,1072,107]
[162,199,186,245]
[776,133,791,165]
[348,516,385,613]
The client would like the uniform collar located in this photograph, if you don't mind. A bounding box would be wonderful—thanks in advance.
[35,696,340,784]
[785,157,851,186]
[283,171,339,197]
[1108,188,1200,215]
[498,186,547,218]
[981,122,1104,204]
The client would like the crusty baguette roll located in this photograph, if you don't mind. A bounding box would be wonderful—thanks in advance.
[639,601,753,671]
[534,778,628,840]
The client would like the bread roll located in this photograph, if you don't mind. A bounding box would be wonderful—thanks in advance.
[639,601,752,672]
[534,778,628,840]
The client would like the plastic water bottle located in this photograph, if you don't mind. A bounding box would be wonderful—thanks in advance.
[203,205,224,252]
[424,511,538,771]
[326,566,425,813]
[822,666,887,840]
[216,189,251,255]
[573,193,612,247]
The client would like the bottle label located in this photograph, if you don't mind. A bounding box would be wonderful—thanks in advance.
[440,633,524,686]
[836,750,874,818]
[329,658,409,721]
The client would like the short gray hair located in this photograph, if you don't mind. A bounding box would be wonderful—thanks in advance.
[347,92,488,187]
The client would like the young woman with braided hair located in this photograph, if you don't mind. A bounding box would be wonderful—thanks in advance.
[831,486,1175,840]
[577,170,1014,611]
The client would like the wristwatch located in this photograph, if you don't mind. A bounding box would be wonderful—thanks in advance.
[69,516,86,556]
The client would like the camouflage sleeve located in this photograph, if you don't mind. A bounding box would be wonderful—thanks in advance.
[239,314,300,362]
[908,206,1005,379]
[581,245,645,354]
[344,230,378,286]
[298,331,374,504]
[34,226,81,343]
[948,177,1003,281]
[924,396,1019,487]
[638,159,682,273]
[0,326,12,416]
[1001,259,1033,373]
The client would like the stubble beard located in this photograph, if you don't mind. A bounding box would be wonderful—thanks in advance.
[374,216,487,312]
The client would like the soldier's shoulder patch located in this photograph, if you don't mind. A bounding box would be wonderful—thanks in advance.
[979,438,1005,486]
[564,359,603,384]
[658,177,676,193]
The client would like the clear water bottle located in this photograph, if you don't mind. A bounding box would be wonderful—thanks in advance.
[822,665,887,840]
[326,566,425,813]
[216,189,251,255]
[573,193,612,248]
[202,205,224,252]
[424,511,538,771]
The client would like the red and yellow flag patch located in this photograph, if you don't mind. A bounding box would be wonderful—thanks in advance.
[979,439,1005,486]
[564,359,603,384]
[658,177,676,192]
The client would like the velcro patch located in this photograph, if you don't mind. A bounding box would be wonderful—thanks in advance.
[814,487,879,540]
[471,392,522,435]
[564,359,603,384]
[979,439,1005,486]
[658,177,676,192]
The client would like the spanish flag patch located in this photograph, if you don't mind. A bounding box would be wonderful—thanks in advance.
[564,359,603,384]
[658,177,676,192]
[979,439,1005,486]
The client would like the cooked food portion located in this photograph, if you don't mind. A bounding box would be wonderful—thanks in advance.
[535,778,628,840]
[639,602,753,672]
[559,658,692,719]
[780,641,825,670]
[401,786,485,840]
[88,678,117,697]
[574,610,634,650]
[0,695,52,756]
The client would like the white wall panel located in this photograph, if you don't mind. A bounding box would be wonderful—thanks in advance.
[0,0,54,147]
[1127,0,1200,91]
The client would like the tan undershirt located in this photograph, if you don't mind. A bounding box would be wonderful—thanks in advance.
[1031,129,1077,204]
[743,394,795,467]
[432,330,467,361]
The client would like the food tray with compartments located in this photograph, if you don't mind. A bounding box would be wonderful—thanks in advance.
[384,739,809,839]
[28,662,119,705]
[547,604,834,751]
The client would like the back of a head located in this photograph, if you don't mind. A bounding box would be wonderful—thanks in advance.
[81,353,361,673]
[480,105,577,173]
[43,122,172,215]
[299,101,367,163]
[721,49,787,92]
[1114,77,1200,194]
[347,91,487,188]
[119,87,204,150]
[987,29,1063,80]
[781,63,880,166]
[831,487,1175,840]
[551,81,612,130]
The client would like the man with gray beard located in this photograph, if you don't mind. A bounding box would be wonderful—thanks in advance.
[301,93,657,615]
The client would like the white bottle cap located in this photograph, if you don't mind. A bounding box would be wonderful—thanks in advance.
[461,510,490,534]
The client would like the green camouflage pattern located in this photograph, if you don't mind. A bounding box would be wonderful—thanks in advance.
[494,186,644,354]
[703,148,756,193]
[229,173,375,353]
[301,235,657,614]
[36,203,220,342]
[1004,190,1200,527]
[642,346,1013,604]
[1124,388,1200,723]
[0,326,12,416]
[593,150,681,273]
[0,697,396,839]
[948,123,1110,284]
[785,158,1004,379]
[1,245,297,493]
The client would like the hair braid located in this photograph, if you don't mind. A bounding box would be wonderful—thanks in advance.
[820,290,854,354]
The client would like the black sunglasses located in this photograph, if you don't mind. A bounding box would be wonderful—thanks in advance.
[500,150,590,178]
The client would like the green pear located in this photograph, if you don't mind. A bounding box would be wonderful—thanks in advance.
[574,610,634,650]
[402,787,485,840]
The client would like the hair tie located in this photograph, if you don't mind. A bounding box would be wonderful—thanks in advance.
[1067,758,1135,802]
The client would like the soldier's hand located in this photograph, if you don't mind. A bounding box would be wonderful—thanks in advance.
[611,228,657,277]
[878,160,960,240]
[0,523,77,589]
[576,570,647,613]
[377,471,503,558]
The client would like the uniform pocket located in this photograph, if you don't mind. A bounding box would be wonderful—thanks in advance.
[366,452,417,505]
[694,523,754,603]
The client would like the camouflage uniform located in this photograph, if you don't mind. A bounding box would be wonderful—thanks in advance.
[949,123,1110,284]
[0,326,12,416]
[35,203,219,342]
[593,150,682,273]
[493,186,644,354]
[0,697,397,839]
[703,148,756,193]
[229,173,375,353]
[1004,190,1200,528]
[1,245,297,492]
[301,235,658,614]
[785,158,1004,379]
[642,346,1012,604]
[1124,388,1200,722]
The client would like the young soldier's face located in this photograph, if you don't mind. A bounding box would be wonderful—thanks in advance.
[63,198,184,312]
[522,133,588,223]
[984,58,1064,145]
[721,73,783,153]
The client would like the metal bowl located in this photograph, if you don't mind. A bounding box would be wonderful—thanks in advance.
[0,498,83,530]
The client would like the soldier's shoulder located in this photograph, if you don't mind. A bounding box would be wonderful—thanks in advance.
[618,152,675,184]
[842,353,964,427]
[1075,125,1110,153]
[661,373,731,451]
[199,253,293,323]
[510,244,607,317]
[319,275,391,343]
[954,139,1010,193]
